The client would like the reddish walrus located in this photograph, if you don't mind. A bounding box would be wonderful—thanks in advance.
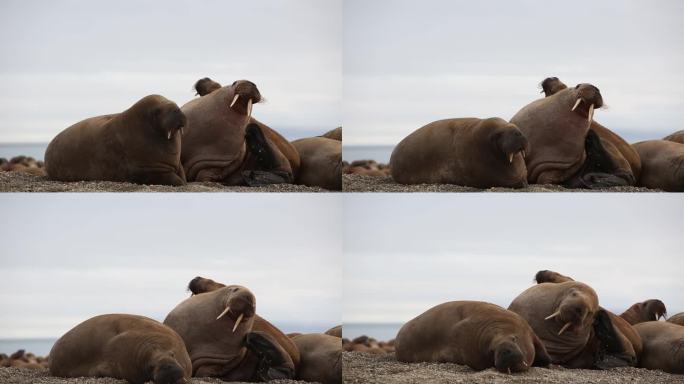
[191,77,301,178]
[395,301,550,373]
[45,95,187,185]
[511,275,638,368]
[291,333,342,384]
[49,314,191,384]
[539,77,641,182]
[164,277,299,381]
[511,81,634,188]
[668,313,684,326]
[390,118,529,188]
[620,300,668,325]
[292,136,342,191]
[664,130,684,144]
[632,140,684,191]
[634,321,684,374]
[180,79,293,186]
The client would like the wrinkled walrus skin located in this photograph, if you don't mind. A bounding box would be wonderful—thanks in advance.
[292,136,342,191]
[632,140,684,191]
[634,321,684,374]
[291,333,342,384]
[390,117,529,188]
[540,77,641,182]
[45,95,187,185]
[395,301,550,373]
[165,277,299,381]
[49,314,191,384]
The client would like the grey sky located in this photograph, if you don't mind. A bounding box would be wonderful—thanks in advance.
[0,0,341,143]
[344,0,684,145]
[343,194,683,323]
[0,194,341,338]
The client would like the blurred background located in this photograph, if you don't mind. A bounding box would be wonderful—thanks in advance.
[0,0,341,159]
[0,194,342,355]
[343,194,684,340]
[344,0,684,162]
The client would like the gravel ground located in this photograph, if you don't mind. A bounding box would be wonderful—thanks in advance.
[343,174,659,192]
[0,172,327,192]
[343,352,684,384]
[0,367,311,384]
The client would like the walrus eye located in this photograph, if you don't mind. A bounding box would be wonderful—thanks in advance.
[232,81,237,86]
[575,84,580,89]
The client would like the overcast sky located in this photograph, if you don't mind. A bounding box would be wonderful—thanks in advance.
[0,0,341,143]
[344,194,683,323]
[0,194,341,338]
[344,0,684,145]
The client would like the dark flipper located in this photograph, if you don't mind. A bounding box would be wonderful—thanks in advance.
[565,129,634,189]
[593,309,636,369]
[242,170,293,186]
[245,123,277,171]
[244,331,295,381]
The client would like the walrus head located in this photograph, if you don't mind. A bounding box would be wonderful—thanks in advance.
[152,361,187,384]
[215,285,256,333]
[227,80,262,119]
[194,77,222,96]
[540,77,568,97]
[534,270,574,284]
[188,276,227,295]
[569,84,603,122]
[623,299,667,324]
[493,339,528,374]
[488,122,530,164]
[153,102,187,141]
[545,287,597,336]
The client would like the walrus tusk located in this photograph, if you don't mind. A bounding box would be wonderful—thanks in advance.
[232,313,244,333]
[508,153,514,163]
[523,361,528,367]
[545,310,561,320]
[230,94,240,108]
[216,306,231,320]
[180,127,185,135]
[571,98,582,111]
[521,150,526,159]
[588,103,595,122]
[558,322,572,335]
[247,98,253,119]
[167,131,172,140]
[507,368,511,374]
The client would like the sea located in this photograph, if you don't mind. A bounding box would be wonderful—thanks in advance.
[343,145,394,163]
[343,323,402,341]
[0,143,48,161]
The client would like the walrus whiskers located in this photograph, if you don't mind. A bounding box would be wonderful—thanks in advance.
[545,310,561,320]
[558,322,572,335]
[230,94,240,108]
[571,98,582,111]
[232,313,244,333]
[588,104,595,122]
[216,306,231,320]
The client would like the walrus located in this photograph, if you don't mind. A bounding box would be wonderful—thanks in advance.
[164,277,298,381]
[511,81,633,188]
[664,130,684,144]
[634,321,684,373]
[620,300,667,325]
[320,127,342,141]
[189,77,301,178]
[291,136,342,190]
[390,117,529,188]
[539,77,641,181]
[632,140,684,191]
[324,325,342,338]
[45,95,187,185]
[395,301,550,373]
[49,314,191,384]
[509,280,637,368]
[668,313,684,326]
[291,333,342,384]
[180,79,293,185]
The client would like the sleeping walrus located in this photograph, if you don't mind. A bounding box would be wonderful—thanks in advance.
[634,321,684,374]
[49,314,191,384]
[632,140,684,191]
[290,333,342,384]
[45,95,187,185]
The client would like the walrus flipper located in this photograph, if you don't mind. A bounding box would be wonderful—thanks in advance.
[593,309,636,369]
[565,130,634,189]
[241,123,294,186]
[245,331,295,381]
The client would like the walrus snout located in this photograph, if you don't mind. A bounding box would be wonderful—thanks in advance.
[494,126,529,164]
[494,341,526,374]
[216,285,256,331]
[572,84,604,114]
[228,80,262,117]
[158,106,187,140]
[153,361,186,384]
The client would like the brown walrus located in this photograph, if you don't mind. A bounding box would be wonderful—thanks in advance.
[634,321,684,373]
[632,140,684,191]
[620,300,667,325]
[540,77,641,182]
[291,333,342,384]
[324,325,342,338]
[164,277,298,381]
[664,130,684,144]
[191,77,301,178]
[45,95,187,185]
[395,301,550,373]
[291,136,342,190]
[668,313,684,326]
[320,127,342,141]
[49,314,191,384]
[509,280,637,368]
[511,81,633,188]
[180,79,293,185]
[390,117,529,188]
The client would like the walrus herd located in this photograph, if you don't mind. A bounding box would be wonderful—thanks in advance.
[40,77,342,190]
[387,270,683,374]
[41,276,342,384]
[388,77,684,191]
